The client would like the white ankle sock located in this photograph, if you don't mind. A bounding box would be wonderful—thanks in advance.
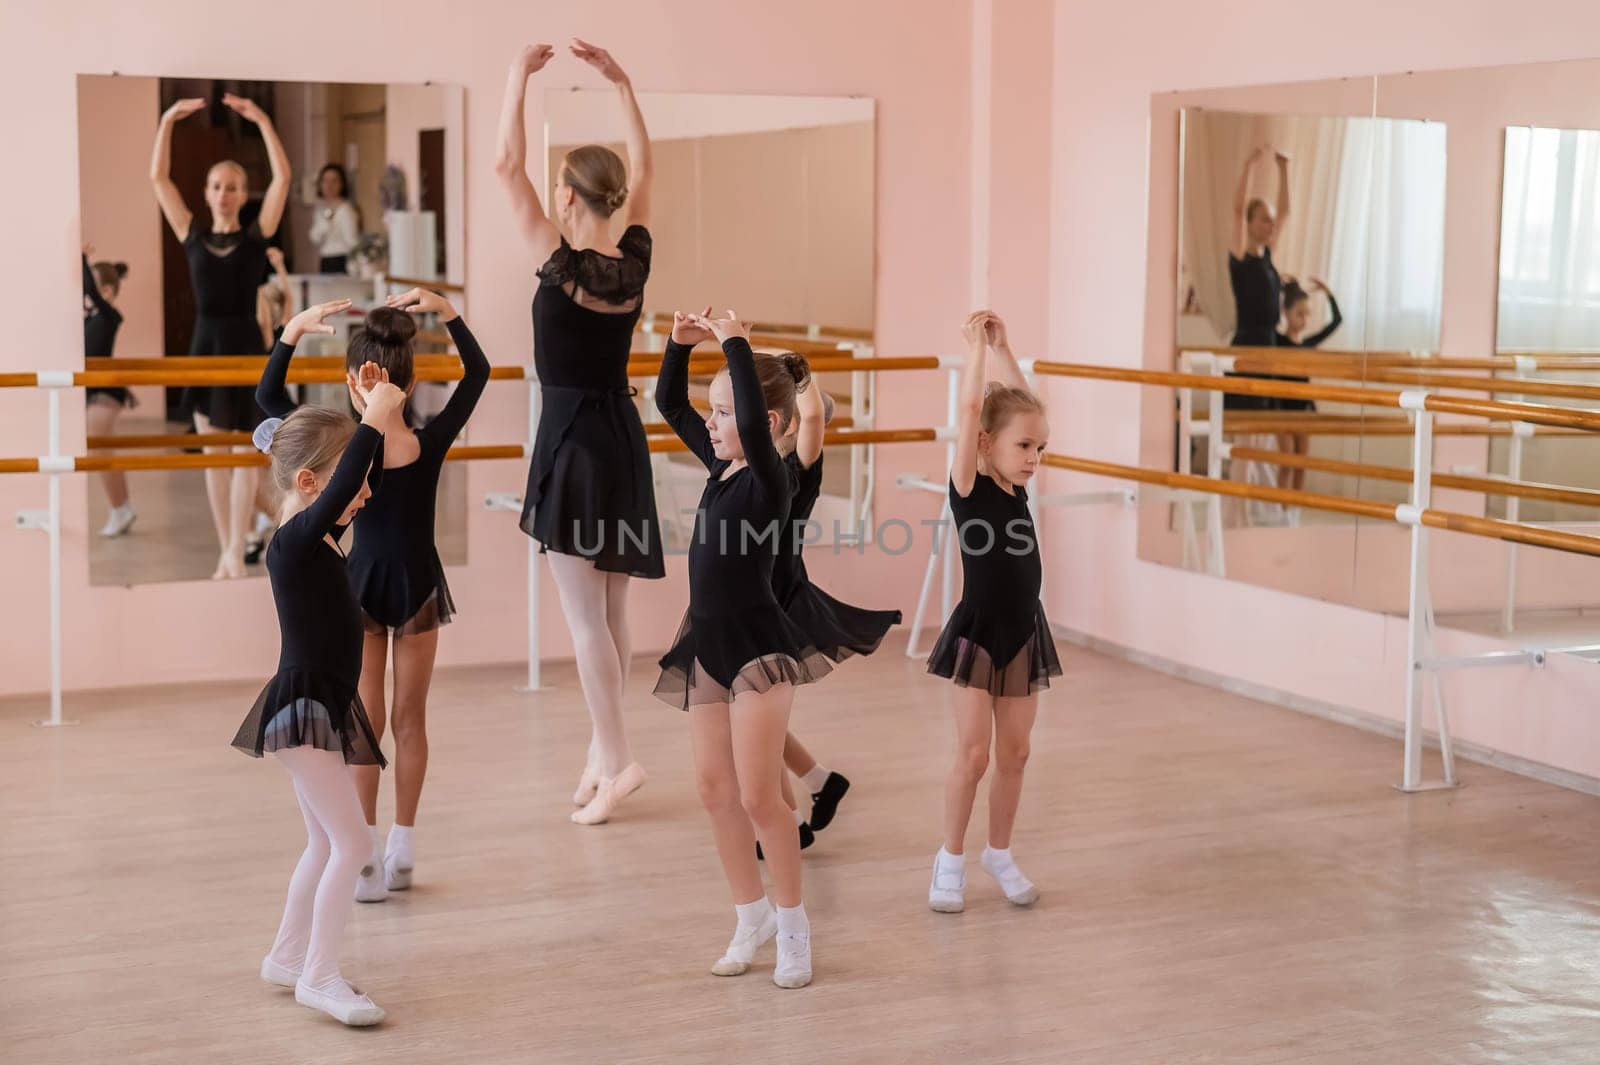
[386,824,413,867]
[937,845,965,872]
[367,824,383,864]
[776,903,809,937]
[800,765,831,793]
[735,897,774,928]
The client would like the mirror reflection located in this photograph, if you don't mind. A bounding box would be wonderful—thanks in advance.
[77,75,466,587]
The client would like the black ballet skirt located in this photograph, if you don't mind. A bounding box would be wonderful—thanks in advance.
[774,451,901,661]
[520,225,665,579]
[926,472,1062,696]
[231,424,387,766]
[183,224,268,430]
[652,337,833,709]
[83,255,134,408]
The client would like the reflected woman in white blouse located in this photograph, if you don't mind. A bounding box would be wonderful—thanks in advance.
[310,163,360,273]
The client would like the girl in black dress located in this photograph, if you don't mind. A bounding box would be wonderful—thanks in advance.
[82,246,136,537]
[498,41,662,825]
[150,93,291,580]
[765,381,900,854]
[1270,277,1344,490]
[232,376,404,1027]
[1224,145,1293,411]
[926,311,1061,915]
[257,289,490,902]
[655,310,833,989]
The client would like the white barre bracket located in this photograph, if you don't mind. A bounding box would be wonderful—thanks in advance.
[483,492,524,513]
[15,510,53,531]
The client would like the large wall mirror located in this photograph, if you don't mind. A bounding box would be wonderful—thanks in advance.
[544,89,876,546]
[1143,58,1600,649]
[77,74,466,587]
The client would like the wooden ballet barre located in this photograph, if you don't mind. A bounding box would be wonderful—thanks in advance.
[1,366,531,388]
[0,444,528,475]
[1224,357,1600,403]
[639,313,874,343]
[1032,360,1600,432]
[1199,346,1600,372]
[1217,414,1589,437]
[84,354,483,372]
[381,275,466,294]
[647,427,937,454]
[87,433,252,450]
[1041,452,1600,559]
[1225,445,1600,509]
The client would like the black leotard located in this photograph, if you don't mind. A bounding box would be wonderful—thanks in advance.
[231,423,386,764]
[1267,292,1344,412]
[652,337,832,708]
[257,318,488,634]
[185,223,269,429]
[520,225,664,578]
[926,471,1062,696]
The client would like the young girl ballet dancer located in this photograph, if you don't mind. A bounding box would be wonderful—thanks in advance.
[231,358,404,1028]
[499,40,661,824]
[758,381,901,857]
[926,310,1061,914]
[257,288,489,902]
[150,92,290,579]
[82,246,136,537]
[654,309,834,989]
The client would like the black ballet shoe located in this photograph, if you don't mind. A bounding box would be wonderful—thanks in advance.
[807,772,851,833]
[243,539,265,566]
[756,822,816,861]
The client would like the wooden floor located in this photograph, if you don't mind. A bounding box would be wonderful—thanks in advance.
[5,637,1600,1064]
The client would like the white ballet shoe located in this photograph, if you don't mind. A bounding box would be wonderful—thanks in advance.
[773,930,813,989]
[355,857,388,903]
[294,978,385,1027]
[572,759,601,807]
[980,847,1039,907]
[571,762,646,825]
[710,911,778,977]
[99,504,136,538]
[928,850,966,914]
[260,956,300,989]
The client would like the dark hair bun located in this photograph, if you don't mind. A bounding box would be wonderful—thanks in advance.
[365,306,417,347]
[780,351,811,385]
[1282,279,1308,306]
[114,263,129,281]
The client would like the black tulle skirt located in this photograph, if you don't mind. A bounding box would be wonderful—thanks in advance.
[350,552,456,638]
[184,313,265,431]
[926,600,1062,697]
[521,385,665,579]
[781,582,901,663]
[654,604,834,710]
[231,668,387,766]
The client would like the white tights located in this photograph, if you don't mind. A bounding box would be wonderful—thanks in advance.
[265,746,370,991]
[546,553,635,776]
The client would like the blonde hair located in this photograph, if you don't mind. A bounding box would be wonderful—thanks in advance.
[562,145,628,218]
[265,406,355,493]
[981,383,1046,435]
[208,160,248,191]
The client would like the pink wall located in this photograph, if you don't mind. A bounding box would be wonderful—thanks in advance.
[1046,0,1600,780]
[0,0,970,698]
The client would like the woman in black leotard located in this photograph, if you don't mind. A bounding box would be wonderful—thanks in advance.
[925,311,1061,917]
[150,92,291,580]
[257,288,489,901]
[655,309,831,989]
[231,378,404,1028]
[1270,277,1344,489]
[498,40,662,826]
[82,247,137,537]
[1224,145,1292,412]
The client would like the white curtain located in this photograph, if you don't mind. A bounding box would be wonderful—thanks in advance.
[1180,109,1445,352]
[1498,126,1600,351]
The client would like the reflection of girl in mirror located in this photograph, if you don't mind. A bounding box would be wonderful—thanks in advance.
[1270,278,1343,490]
[926,311,1060,917]
[310,164,360,275]
[82,245,136,537]
[1224,144,1291,412]
[498,39,662,826]
[150,92,290,580]
[257,289,490,903]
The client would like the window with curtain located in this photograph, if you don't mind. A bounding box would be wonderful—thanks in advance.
[1499,126,1600,352]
